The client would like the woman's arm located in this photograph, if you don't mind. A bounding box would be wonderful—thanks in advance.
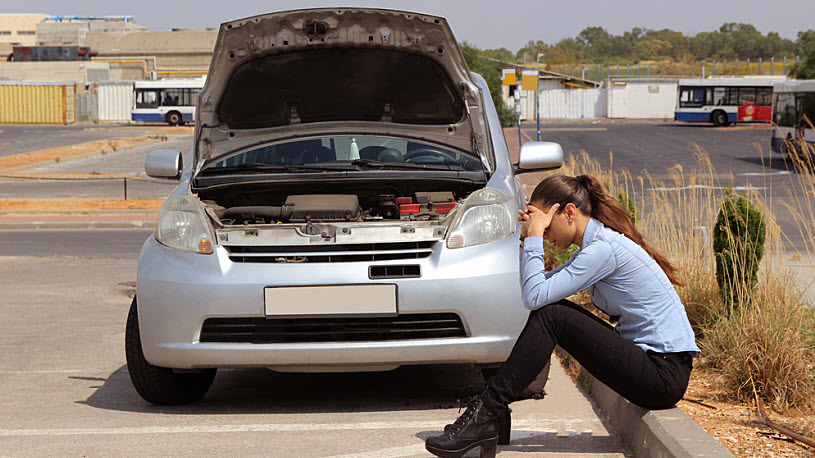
[520,236,616,310]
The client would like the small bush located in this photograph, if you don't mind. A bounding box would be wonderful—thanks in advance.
[712,189,766,308]
[616,190,638,223]
[543,240,578,272]
[703,271,815,407]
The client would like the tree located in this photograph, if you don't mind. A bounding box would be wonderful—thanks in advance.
[460,43,516,127]
[790,41,815,79]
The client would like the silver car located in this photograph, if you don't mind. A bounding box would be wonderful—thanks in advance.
[127,8,563,405]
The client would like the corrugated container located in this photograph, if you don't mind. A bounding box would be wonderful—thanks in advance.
[0,81,76,124]
[97,81,135,122]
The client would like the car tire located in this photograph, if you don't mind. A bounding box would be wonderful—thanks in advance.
[166,111,182,126]
[125,296,216,405]
[479,359,550,400]
[711,110,729,127]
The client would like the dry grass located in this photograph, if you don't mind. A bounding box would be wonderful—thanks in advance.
[544,138,815,409]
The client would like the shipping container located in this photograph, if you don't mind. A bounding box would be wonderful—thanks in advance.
[97,81,135,122]
[0,81,76,124]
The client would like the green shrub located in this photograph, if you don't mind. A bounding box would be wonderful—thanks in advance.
[543,240,578,272]
[712,189,766,308]
[616,190,638,223]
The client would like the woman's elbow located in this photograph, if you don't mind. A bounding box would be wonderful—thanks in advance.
[522,294,542,310]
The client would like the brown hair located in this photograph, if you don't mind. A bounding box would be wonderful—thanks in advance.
[530,174,684,286]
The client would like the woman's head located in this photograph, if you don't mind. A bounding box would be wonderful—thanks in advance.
[528,174,684,286]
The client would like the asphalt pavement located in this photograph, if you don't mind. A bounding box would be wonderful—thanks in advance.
[0,124,163,158]
[0,253,629,456]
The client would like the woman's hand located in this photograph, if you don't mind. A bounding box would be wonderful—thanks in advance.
[523,203,560,238]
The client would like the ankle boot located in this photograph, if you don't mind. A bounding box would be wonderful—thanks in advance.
[496,406,511,445]
[425,396,499,458]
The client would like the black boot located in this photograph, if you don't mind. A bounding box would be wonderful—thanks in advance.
[425,396,499,458]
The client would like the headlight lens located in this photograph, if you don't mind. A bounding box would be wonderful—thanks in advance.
[447,189,516,249]
[155,195,214,254]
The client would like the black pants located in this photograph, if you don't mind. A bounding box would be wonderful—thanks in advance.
[483,300,693,411]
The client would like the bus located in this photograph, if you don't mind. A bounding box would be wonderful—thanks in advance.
[132,78,205,126]
[675,77,782,127]
[771,80,815,157]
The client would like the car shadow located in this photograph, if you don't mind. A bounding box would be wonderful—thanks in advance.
[73,364,487,414]
[734,155,811,173]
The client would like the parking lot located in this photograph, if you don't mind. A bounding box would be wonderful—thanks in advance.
[0,120,807,456]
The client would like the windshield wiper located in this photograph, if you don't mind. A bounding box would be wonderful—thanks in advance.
[351,159,464,171]
[198,163,290,175]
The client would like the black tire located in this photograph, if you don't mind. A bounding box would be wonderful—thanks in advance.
[125,297,216,405]
[166,111,182,126]
[711,110,729,127]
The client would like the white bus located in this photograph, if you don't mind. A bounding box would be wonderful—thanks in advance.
[675,77,783,127]
[771,80,815,157]
[132,78,206,126]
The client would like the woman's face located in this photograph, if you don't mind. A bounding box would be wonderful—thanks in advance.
[533,202,576,250]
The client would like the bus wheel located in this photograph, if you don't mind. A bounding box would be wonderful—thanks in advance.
[711,110,729,127]
[166,111,182,126]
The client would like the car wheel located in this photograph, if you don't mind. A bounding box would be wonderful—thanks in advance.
[711,110,729,127]
[125,296,216,405]
[166,111,182,126]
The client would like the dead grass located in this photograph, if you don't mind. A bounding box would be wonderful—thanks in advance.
[0,198,163,211]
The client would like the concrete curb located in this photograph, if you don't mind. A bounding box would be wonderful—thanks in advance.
[0,220,155,230]
[579,367,734,457]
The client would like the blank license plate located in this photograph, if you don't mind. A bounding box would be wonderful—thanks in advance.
[264,284,397,317]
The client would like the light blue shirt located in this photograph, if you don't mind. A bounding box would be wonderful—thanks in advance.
[521,217,701,356]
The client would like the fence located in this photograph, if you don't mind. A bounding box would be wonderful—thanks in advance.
[548,56,802,81]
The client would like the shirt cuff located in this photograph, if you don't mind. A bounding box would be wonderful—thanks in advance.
[523,236,544,252]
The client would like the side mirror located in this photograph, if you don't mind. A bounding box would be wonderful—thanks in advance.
[514,141,564,173]
[145,150,183,179]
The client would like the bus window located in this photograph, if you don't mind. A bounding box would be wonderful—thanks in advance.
[800,93,815,126]
[737,87,757,105]
[756,88,772,106]
[136,90,159,109]
[774,93,796,127]
[712,87,726,105]
[679,88,705,107]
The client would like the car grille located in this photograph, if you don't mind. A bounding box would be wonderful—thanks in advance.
[199,313,466,343]
[225,241,435,263]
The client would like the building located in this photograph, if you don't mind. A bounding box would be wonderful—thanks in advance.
[0,14,48,54]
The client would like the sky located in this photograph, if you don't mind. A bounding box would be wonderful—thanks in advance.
[5,0,815,51]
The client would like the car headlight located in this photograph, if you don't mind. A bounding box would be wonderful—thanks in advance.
[447,189,516,249]
[155,195,215,254]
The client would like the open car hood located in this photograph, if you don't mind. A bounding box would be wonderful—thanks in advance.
[194,8,493,171]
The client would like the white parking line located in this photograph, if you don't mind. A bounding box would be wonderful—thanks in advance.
[0,419,597,437]
[647,185,765,192]
[737,171,790,176]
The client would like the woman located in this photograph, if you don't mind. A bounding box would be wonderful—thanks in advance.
[425,175,700,458]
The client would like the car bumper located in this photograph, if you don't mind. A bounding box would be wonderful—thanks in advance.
[136,234,528,370]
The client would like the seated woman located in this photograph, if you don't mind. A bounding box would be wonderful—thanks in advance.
[425,174,700,458]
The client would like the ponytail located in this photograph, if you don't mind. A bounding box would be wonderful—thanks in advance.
[530,174,684,286]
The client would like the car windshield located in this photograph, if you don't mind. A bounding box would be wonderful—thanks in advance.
[204,136,483,172]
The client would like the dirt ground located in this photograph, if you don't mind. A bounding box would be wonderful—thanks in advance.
[678,371,815,457]
[0,198,163,211]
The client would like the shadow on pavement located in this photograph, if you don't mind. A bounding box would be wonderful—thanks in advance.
[74,364,487,414]
[735,155,808,173]
[414,430,629,454]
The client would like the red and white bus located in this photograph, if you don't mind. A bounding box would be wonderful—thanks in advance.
[674,77,783,127]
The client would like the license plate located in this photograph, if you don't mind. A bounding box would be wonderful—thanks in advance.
[264,284,397,317]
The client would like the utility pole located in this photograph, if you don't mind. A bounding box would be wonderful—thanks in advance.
[536,53,544,141]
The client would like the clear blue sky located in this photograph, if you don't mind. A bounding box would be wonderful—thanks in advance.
[5,0,814,51]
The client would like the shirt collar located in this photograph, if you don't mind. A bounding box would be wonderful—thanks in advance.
[581,217,601,248]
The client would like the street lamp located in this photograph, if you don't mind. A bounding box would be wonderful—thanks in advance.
[536,53,543,141]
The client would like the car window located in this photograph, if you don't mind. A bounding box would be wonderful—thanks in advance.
[206,136,482,169]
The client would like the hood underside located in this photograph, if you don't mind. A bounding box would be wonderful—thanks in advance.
[194,8,492,169]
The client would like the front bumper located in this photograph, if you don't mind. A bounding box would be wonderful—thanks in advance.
[136,234,528,370]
